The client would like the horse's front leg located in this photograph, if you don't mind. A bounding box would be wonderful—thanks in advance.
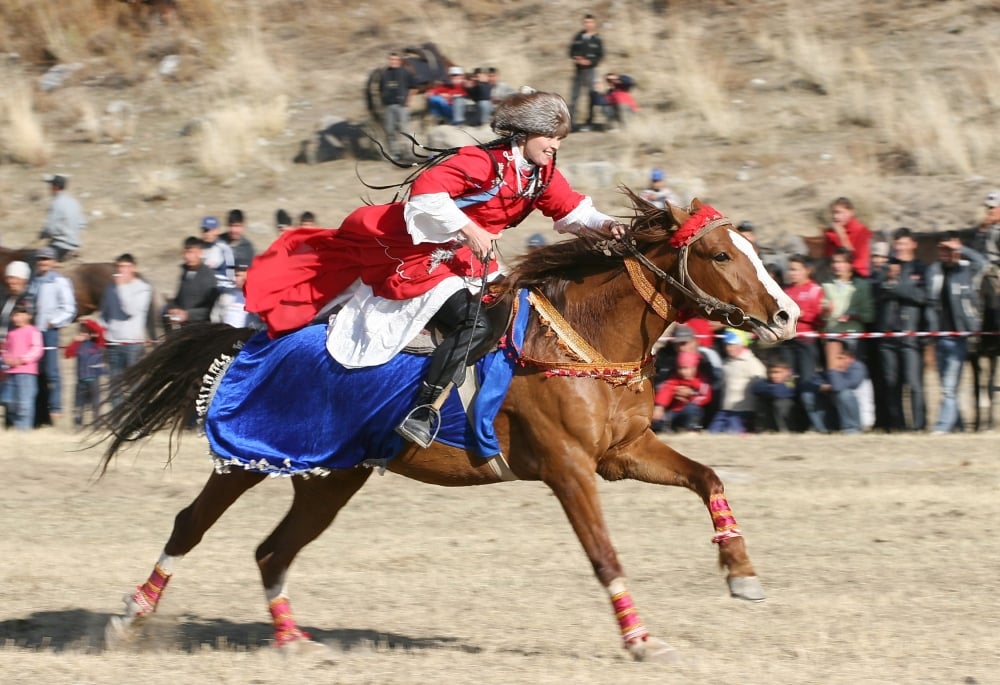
[598,430,765,602]
[541,455,676,662]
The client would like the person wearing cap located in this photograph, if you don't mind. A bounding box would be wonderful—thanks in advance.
[568,13,604,130]
[526,233,548,251]
[246,90,627,448]
[27,247,77,423]
[199,215,236,289]
[2,260,33,346]
[639,169,681,211]
[651,350,712,433]
[99,252,153,401]
[222,209,256,268]
[707,328,766,434]
[426,67,470,126]
[925,232,987,434]
[39,174,87,261]
[871,227,927,432]
[379,51,418,159]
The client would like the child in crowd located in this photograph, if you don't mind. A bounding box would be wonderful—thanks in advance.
[708,328,766,434]
[65,318,106,428]
[639,168,682,210]
[651,350,712,433]
[1,304,44,431]
[751,356,798,432]
[211,265,261,329]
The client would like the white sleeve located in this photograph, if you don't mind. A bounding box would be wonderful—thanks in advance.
[552,196,615,234]
[404,192,470,245]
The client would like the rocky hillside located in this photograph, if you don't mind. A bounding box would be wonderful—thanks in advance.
[1,0,998,295]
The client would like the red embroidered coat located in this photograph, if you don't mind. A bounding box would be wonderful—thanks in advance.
[246,146,588,337]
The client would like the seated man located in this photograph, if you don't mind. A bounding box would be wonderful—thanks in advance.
[801,346,868,434]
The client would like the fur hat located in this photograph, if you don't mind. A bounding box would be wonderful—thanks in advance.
[491,91,571,138]
[5,260,31,280]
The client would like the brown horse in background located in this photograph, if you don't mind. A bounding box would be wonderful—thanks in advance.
[97,196,799,660]
[0,247,114,317]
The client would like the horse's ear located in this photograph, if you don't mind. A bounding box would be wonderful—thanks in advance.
[689,198,703,211]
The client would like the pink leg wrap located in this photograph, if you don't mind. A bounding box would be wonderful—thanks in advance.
[611,589,649,645]
[131,564,171,616]
[268,597,311,646]
[709,494,743,545]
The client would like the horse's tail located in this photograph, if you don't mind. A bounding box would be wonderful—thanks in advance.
[94,323,257,475]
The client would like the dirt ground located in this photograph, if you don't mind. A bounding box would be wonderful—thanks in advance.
[0,429,996,685]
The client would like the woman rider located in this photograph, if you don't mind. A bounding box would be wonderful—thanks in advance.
[246,90,626,448]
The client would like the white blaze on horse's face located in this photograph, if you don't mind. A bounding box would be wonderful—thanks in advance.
[727,229,800,342]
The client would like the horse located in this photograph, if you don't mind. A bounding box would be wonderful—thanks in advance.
[0,247,114,318]
[97,195,800,660]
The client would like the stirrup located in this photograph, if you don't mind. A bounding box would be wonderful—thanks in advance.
[395,405,442,449]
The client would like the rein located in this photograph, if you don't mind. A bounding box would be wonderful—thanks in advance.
[622,212,749,327]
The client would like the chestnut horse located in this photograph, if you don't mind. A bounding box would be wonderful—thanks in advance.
[98,196,799,660]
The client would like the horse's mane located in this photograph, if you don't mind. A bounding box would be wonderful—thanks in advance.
[507,188,680,296]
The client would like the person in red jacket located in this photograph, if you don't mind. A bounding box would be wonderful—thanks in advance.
[246,91,625,448]
[781,254,824,390]
[651,351,712,433]
[822,196,872,277]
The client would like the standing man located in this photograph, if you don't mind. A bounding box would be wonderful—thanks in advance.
[199,216,236,288]
[925,232,986,434]
[164,237,218,330]
[222,209,256,268]
[379,52,416,160]
[872,227,927,431]
[39,174,86,261]
[28,246,77,423]
[99,252,153,404]
[568,13,604,131]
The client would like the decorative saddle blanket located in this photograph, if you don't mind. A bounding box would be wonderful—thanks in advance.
[203,291,531,477]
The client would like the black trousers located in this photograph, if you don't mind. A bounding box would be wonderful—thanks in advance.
[422,288,495,391]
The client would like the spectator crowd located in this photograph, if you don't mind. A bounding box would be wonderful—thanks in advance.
[651,191,1000,436]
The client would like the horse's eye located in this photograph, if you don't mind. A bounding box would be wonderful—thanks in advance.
[713,252,731,262]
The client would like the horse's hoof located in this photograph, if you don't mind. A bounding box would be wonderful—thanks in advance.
[728,575,766,602]
[276,632,330,658]
[626,636,682,664]
[104,615,134,648]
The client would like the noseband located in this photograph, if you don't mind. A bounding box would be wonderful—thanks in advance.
[621,208,749,327]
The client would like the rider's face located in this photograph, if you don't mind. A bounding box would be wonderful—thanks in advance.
[522,134,563,167]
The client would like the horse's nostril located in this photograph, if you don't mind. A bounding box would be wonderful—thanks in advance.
[774,310,790,326]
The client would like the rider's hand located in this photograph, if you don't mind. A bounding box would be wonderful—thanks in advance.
[459,222,496,261]
[603,220,627,239]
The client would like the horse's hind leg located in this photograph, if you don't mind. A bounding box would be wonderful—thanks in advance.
[106,469,266,643]
[598,431,764,601]
[255,468,373,648]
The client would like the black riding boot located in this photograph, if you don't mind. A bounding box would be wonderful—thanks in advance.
[394,289,495,449]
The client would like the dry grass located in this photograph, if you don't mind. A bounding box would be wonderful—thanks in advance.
[0,73,53,166]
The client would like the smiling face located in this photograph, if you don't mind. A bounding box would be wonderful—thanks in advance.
[521,134,563,167]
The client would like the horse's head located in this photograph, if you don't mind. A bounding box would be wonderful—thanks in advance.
[629,197,799,344]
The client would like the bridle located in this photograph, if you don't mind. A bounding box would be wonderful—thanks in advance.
[620,209,750,328]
